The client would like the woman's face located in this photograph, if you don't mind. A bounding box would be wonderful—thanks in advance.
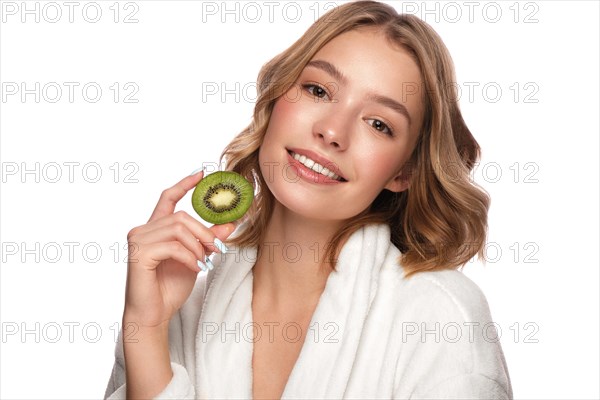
[258,27,425,222]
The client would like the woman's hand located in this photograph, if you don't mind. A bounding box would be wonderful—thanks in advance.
[122,171,236,328]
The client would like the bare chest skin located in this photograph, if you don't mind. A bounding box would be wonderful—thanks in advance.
[251,286,322,400]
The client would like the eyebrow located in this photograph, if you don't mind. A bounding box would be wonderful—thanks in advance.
[365,93,412,127]
[305,59,413,127]
[306,60,349,86]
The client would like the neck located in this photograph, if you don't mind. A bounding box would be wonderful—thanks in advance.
[252,202,344,313]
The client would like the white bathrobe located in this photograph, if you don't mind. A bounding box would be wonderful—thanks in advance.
[104,224,513,399]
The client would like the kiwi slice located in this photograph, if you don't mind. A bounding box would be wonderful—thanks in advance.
[191,171,253,224]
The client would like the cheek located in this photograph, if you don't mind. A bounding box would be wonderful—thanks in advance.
[258,98,303,189]
[270,88,325,133]
[357,143,404,182]
[259,100,292,160]
[270,95,303,129]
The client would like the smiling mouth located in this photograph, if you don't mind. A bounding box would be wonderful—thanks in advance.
[287,150,347,182]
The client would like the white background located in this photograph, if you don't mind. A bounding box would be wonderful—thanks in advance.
[1,0,598,398]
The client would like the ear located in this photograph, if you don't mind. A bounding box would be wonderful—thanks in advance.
[384,167,412,193]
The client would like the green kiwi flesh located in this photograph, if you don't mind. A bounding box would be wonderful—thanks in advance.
[191,171,253,224]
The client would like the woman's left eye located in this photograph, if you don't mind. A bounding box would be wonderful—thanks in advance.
[366,119,394,136]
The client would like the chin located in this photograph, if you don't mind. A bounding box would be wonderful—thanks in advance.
[275,187,363,222]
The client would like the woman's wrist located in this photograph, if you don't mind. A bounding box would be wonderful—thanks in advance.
[122,316,173,398]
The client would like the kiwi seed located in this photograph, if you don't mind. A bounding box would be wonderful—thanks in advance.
[191,171,253,224]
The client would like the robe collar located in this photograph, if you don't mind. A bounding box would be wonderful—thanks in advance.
[195,223,401,399]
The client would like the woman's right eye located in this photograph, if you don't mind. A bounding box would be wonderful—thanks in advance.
[302,83,330,100]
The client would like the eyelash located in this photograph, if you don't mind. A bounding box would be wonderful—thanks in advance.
[365,119,394,136]
[301,83,396,137]
[302,83,330,100]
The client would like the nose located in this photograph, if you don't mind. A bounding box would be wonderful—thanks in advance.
[312,107,350,150]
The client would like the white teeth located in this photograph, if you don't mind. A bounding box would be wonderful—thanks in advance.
[290,151,342,181]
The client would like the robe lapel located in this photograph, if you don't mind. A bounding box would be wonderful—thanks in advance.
[280,224,391,399]
[195,246,258,399]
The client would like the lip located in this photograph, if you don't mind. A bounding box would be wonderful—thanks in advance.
[285,149,346,185]
[286,148,347,181]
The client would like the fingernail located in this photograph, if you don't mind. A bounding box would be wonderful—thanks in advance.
[189,168,204,176]
[214,238,229,253]
[205,257,215,271]
[197,260,208,272]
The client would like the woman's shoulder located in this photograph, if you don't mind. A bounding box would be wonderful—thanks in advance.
[369,224,495,322]
[407,268,490,305]
[393,266,495,323]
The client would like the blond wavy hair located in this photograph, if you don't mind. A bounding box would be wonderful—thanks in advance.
[220,0,490,278]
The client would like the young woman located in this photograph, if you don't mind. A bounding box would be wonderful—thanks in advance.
[104,1,512,398]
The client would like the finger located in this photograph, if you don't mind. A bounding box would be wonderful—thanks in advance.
[210,222,237,243]
[143,241,202,273]
[148,170,204,223]
[133,222,208,262]
[208,223,237,256]
[134,211,225,255]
